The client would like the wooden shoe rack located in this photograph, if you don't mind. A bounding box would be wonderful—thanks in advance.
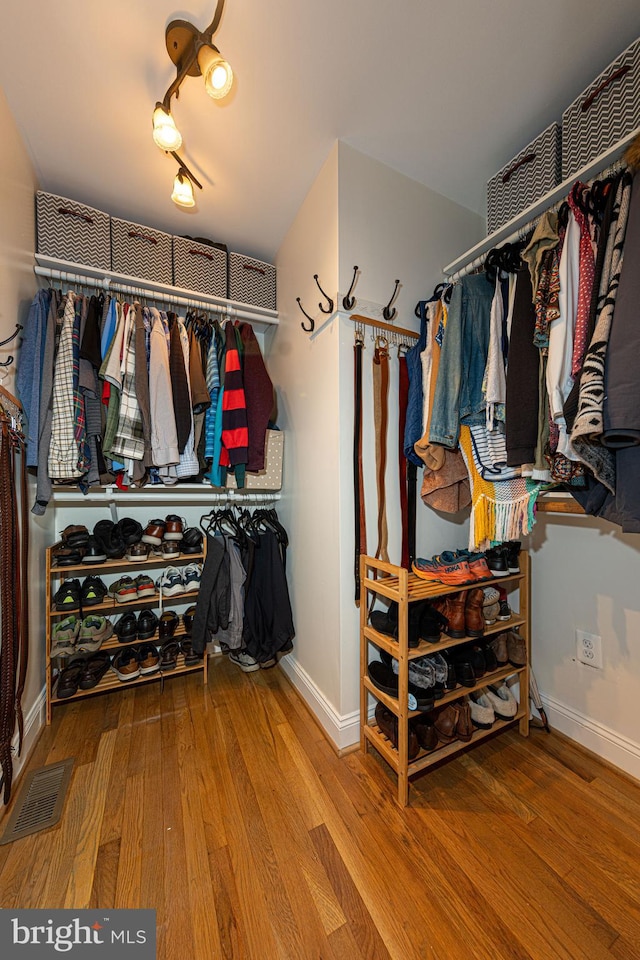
[360,552,531,806]
[45,544,208,722]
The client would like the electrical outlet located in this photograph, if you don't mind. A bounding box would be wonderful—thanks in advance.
[576,630,603,669]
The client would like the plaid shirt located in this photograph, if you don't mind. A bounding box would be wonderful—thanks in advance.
[49,292,84,479]
[110,301,145,461]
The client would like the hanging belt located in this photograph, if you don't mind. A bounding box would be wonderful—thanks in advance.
[398,351,410,569]
[373,337,390,566]
[353,335,366,605]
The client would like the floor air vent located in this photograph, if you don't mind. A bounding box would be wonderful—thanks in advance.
[0,758,74,844]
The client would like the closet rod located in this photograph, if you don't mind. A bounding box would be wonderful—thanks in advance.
[350,313,420,340]
[34,265,269,325]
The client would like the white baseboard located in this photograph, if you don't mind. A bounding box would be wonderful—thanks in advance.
[11,686,46,784]
[540,692,640,782]
[278,657,360,751]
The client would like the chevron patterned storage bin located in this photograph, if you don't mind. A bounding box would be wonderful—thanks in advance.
[173,236,227,297]
[111,218,173,283]
[36,192,110,269]
[228,253,276,310]
[562,37,640,180]
[226,430,284,490]
[487,123,562,234]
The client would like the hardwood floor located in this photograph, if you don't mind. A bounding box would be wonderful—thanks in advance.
[2,656,640,959]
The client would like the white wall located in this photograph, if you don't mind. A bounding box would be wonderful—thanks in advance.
[335,144,482,724]
[272,142,482,747]
[270,144,344,738]
[0,88,51,796]
[530,515,640,779]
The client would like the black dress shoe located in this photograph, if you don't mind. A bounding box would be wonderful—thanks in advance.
[114,612,138,643]
[81,536,107,564]
[479,640,498,673]
[440,649,458,690]
[453,652,476,687]
[94,520,126,559]
[469,644,487,678]
[136,609,159,640]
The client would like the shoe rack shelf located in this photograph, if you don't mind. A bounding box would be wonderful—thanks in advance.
[45,545,208,722]
[359,552,531,807]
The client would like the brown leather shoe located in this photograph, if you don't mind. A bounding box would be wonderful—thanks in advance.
[507,628,527,666]
[431,592,466,638]
[455,700,473,742]
[433,703,460,743]
[465,588,485,637]
[489,632,509,666]
[164,514,184,542]
[414,714,438,752]
[142,519,166,546]
[374,703,419,759]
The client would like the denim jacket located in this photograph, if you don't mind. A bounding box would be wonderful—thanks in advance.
[403,302,429,466]
[429,273,494,449]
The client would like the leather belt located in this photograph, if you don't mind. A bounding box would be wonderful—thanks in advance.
[353,335,366,605]
[398,352,410,569]
[373,337,390,566]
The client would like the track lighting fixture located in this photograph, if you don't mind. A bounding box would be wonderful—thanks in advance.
[153,1,234,207]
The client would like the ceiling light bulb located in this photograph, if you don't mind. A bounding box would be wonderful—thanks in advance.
[197,44,234,100]
[171,172,195,208]
[152,104,183,152]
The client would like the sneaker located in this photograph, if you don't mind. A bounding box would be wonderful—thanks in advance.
[485,546,509,577]
[155,567,185,597]
[163,515,184,541]
[182,563,202,592]
[51,615,81,656]
[111,647,141,681]
[125,541,150,562]
[81,536,107,564]
[228,649,260,673]
[134,574,156,599]
[412,553,473,586]
[484,681,518,720]
[497,597,512,621]
[76,615,113,653]
[54,579,81,612]
[456,550,492,581]
[138,642,160,675]
[108,576,138,604]
[142,519,166,546]
[482,586,500,625]
[80,576,108,606]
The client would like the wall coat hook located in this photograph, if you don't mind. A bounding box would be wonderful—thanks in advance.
[297,297,315,333]
[342,265,359,310]
[383,279,401,322]
[0,323,23,349]
[0,355,15,369]
[314,274,334,314]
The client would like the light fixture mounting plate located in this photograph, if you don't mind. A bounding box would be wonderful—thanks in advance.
[165,20,203,76]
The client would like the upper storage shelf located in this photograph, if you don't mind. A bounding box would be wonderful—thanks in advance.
[443,123,640,278]
[34,254,279,334]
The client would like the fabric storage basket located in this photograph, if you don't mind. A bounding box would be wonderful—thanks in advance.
[111,218,173,283]
[487,123,562,234]
[226,429,284,490]
[562,37,640,180]
[36,192,111,270]
[173,236,227,297]
[228,252,276,310]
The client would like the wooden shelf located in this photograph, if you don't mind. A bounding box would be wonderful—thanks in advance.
[51,654,205,704]
[364,711,525,776]
[49,588,200,618]
[50,623,194,657]
[360,552,531,806]
[50,551,204,575]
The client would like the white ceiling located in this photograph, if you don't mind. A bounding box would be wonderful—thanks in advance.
[2,1,640,262]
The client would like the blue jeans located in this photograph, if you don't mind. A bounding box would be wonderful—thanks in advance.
[429,274,494,448]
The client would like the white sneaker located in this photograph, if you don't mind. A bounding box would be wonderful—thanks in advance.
[155,567,185,597]
[183,563,202,592]
[484,682,518,720]
[228,649,259,673]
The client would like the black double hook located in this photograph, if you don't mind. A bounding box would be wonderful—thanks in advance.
[342,265,359,310]
[383,279,401,322]
[297,273,334,333]
[0,323,22,368]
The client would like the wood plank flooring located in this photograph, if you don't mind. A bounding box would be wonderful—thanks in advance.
[2,656,640,959]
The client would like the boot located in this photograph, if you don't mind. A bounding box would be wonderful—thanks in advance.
[507,628,527,666]
[465,588,485,637]
[455,700,474,742]
[433,703,460,743]
[419,603,449,643]
[374,702,420,759]
[488,632,508,666]
[413,714,438,752]
[431,592,466,638]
